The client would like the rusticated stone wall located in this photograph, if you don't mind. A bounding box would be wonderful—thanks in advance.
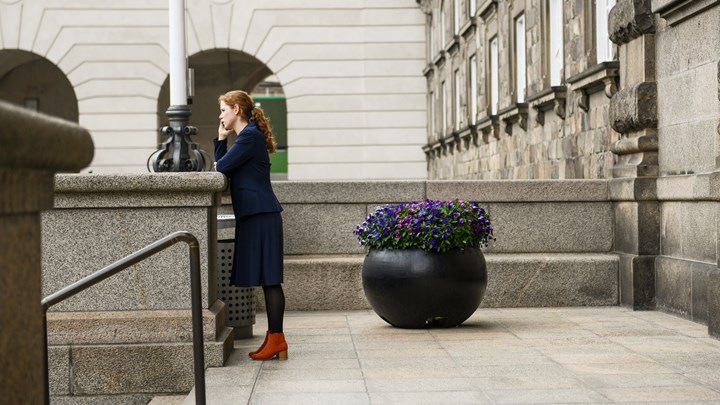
[421,0,620,180]
[646,0,720,333]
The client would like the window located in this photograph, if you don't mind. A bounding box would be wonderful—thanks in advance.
[469,55,477,124]
[441,81,447,135]
[490,36,499,115]
[430,12,435,56]
[441,1,446,46]
[469,0,477,17]
[549,0,564,86]
[454,69,461,130]
[24,98,39,112]
[515,14,527,102]
[430,91,436,138]
[453,0,460,35]
[595,0,616,62]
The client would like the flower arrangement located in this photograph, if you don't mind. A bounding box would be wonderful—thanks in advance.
[354,199,495,253]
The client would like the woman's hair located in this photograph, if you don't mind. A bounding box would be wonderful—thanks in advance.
[218,90,276,153]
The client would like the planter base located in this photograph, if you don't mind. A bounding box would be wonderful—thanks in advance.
[362,248,487,329]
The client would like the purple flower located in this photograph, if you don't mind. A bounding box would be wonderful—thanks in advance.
[354,199,494,253]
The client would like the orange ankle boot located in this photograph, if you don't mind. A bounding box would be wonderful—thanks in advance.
[250,332,288,360]
[248,331,270,357]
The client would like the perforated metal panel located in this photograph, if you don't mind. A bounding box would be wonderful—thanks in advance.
[217,240,255,328]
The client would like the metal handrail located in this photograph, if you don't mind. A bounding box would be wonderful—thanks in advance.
[41,231,206,405]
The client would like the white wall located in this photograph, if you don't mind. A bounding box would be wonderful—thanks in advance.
[0,0,428,180]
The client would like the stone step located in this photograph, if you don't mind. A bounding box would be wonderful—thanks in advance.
[255,253,619,311]
[49,327,233,398]
[148,395,185,405]
[47,300,228,345]
[48,300,235,400]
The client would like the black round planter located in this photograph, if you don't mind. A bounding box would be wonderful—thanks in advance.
[362,247,487,329]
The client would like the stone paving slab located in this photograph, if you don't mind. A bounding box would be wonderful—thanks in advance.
[172,307,720,404]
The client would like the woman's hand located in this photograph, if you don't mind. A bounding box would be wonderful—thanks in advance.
[218,123,232,141]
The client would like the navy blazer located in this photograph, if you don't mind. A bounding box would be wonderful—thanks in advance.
[214,121,283,219]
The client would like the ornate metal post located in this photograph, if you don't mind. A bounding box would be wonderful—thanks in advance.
[149,0,207,172]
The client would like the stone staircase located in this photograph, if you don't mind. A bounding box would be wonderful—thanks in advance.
[47,300,233,403]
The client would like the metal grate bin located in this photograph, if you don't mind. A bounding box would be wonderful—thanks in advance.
[217,214,255,339]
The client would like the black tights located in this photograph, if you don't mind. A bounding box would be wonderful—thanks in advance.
[262,284,285,333]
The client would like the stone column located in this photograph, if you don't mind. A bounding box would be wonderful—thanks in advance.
[608,0,659,309]
[0,100,93,403]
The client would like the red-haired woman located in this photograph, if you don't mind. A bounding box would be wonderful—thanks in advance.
[214,90,287,360]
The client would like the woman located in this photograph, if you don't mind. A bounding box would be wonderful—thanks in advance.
[214,90,287,361]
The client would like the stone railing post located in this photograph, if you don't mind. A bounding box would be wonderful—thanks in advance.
[608,0,659,309]
[0,100,94,403]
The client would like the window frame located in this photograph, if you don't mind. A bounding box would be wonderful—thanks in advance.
[514,12,527,102]
[454,69,461,131]
[469,54,478,125]
[441,0,446,47]
[547,0,564,86]
[453,0,460,36]
[595,0,616,63]
[489,35,499,115]
[441,80,448,136]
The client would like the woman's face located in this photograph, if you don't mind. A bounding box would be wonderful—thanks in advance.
[219,101,238,131]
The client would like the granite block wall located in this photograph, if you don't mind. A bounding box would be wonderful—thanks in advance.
[41,173,235,401]
[422,0,619,180]
[250,179,619,310]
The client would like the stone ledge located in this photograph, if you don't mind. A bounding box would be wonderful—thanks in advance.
[258,255,368,311]
[47,300,228,345]
[53,173,226,208]
[53,191,221,209]
[52,394,154,405]
[266,253,619,310]
[426,179,609,201]
[652,0,719,26]
[55,173,226,193]
[609,177,658,201]
[482,253,619,307]
[528,86,567,125]
[273,181,426,204]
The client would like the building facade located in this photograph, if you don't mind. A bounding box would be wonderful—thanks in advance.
[421,0,720,332]
[420,0,620,180]
[0,0,428,180]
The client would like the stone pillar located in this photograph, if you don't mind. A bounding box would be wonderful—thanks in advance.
[0,100,93,403]
[608,0,659,309]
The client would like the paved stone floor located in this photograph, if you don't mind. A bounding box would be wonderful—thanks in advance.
[159,307,720,404]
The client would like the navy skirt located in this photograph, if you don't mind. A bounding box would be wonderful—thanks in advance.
[231,212,284,287]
